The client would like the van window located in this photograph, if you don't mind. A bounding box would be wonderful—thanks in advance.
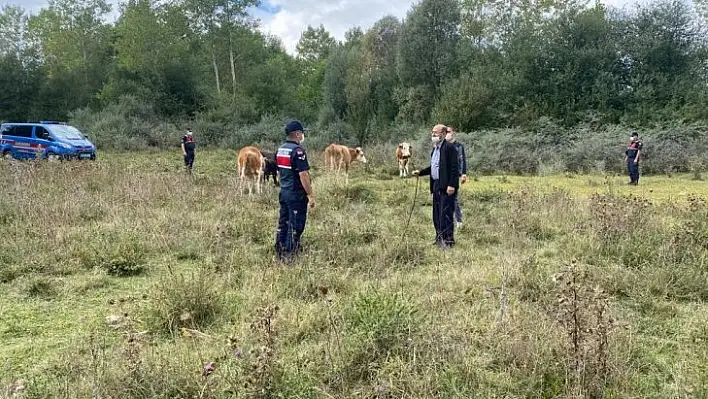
[35,126,51,140]
[50,125,84,140]
[6,125,33,138]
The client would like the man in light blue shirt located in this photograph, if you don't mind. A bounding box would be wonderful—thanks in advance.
[412,124,460,249]
[431,142,441,180]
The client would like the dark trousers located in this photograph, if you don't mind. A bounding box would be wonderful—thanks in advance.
[275,194,309,260]
[432,181,456,247]
[184,151,195,170]
[454,195,462,223]
[628,161,639,184]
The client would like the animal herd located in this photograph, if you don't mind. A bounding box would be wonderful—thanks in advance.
[235,141,414,195]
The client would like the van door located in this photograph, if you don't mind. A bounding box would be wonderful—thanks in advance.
[34,126,54,159]
[4,125,35,160]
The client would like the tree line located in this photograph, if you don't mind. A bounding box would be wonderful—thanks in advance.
[1,0,708,152]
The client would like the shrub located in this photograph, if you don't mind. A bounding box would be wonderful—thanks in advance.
[77,232,148,277]
[21,275,59,299]
[346,290,419,357]
[144,269,224,335]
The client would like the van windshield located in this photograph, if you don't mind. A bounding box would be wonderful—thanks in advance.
[50,125,85,140]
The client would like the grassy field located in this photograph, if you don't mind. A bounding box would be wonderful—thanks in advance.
[1,149,707,398]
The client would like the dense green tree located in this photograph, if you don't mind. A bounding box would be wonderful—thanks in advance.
[295,24,338,122]
[25,0,113,117]
[397,0,461,122]
[320,45,349,125]
[0,0,706,144]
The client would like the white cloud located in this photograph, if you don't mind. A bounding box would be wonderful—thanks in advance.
[2,0,46,13]
[259,0,415,55]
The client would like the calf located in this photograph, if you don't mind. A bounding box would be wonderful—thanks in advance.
[237,146,265,195]
[260,150,279,187]
[323,143,367,183]
[396,142,412,178]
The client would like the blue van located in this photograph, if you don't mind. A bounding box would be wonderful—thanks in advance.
[0,121,96,161]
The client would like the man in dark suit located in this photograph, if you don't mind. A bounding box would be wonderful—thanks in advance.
[413,124,460,249]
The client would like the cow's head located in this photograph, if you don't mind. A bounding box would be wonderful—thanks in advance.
[398,142,412,158]
[355,147,367,163]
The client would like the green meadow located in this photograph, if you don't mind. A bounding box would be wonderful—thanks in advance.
[1,150,706,398]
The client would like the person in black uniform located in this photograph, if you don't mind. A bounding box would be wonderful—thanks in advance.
[274,121,315,261]
[625,132,643,185]
[413,124,460,249]
[181,128,196,172]
[445,126,468,228]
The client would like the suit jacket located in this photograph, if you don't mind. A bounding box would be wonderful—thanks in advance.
[419,140,460,194]
[453,141,467,175]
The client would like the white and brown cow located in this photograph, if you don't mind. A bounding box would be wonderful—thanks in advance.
[396,142,412,178]
[323,143,367,183]
[237,146,265,195]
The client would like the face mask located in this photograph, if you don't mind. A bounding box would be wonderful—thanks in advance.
[299,133,305,143]
[431,136,441,144]
[445,133,453,141]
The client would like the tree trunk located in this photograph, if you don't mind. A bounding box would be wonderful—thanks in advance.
[212,46,221,94]
[229,34,237,99]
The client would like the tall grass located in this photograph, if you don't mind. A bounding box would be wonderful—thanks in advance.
[0,151,707,398]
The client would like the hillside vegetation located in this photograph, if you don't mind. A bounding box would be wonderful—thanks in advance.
[1,151,707,398]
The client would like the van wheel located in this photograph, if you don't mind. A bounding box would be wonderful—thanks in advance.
[46,152,60,161]
[2,150,11,160]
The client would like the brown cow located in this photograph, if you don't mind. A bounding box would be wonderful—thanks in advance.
[396,142,412,178]
[237,146,265,195]
[323,144,367,183]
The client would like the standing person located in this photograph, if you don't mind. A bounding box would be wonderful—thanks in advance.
[181,128,196,173]
[446,126,468,228]
[625,132,643,185]
[413,124,460,249]
[274,120,315,261]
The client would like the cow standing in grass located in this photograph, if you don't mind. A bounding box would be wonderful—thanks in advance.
[323,144,367,183]
[237,146,265,195]
[260,150,279,187]
[396,142,412,178]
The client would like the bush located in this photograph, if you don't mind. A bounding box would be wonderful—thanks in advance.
[70,95,179,150]
[70,99,708,176]
[20,275,59,299]
[144,269,225,335]
[76,232,147,277]
[346,290,419,357]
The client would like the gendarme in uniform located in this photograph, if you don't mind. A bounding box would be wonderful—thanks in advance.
[181,129,196,172]
[626,132,643,185]
[274,121,311,260]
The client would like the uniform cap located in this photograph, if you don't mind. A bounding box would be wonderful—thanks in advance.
[285,121,308,135]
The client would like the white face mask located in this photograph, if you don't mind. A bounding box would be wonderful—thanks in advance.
[445,133,453,141]
[299,133,305,143]
[431,135,441,144]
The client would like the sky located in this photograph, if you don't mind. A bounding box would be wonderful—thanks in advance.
[7,0,647,55]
